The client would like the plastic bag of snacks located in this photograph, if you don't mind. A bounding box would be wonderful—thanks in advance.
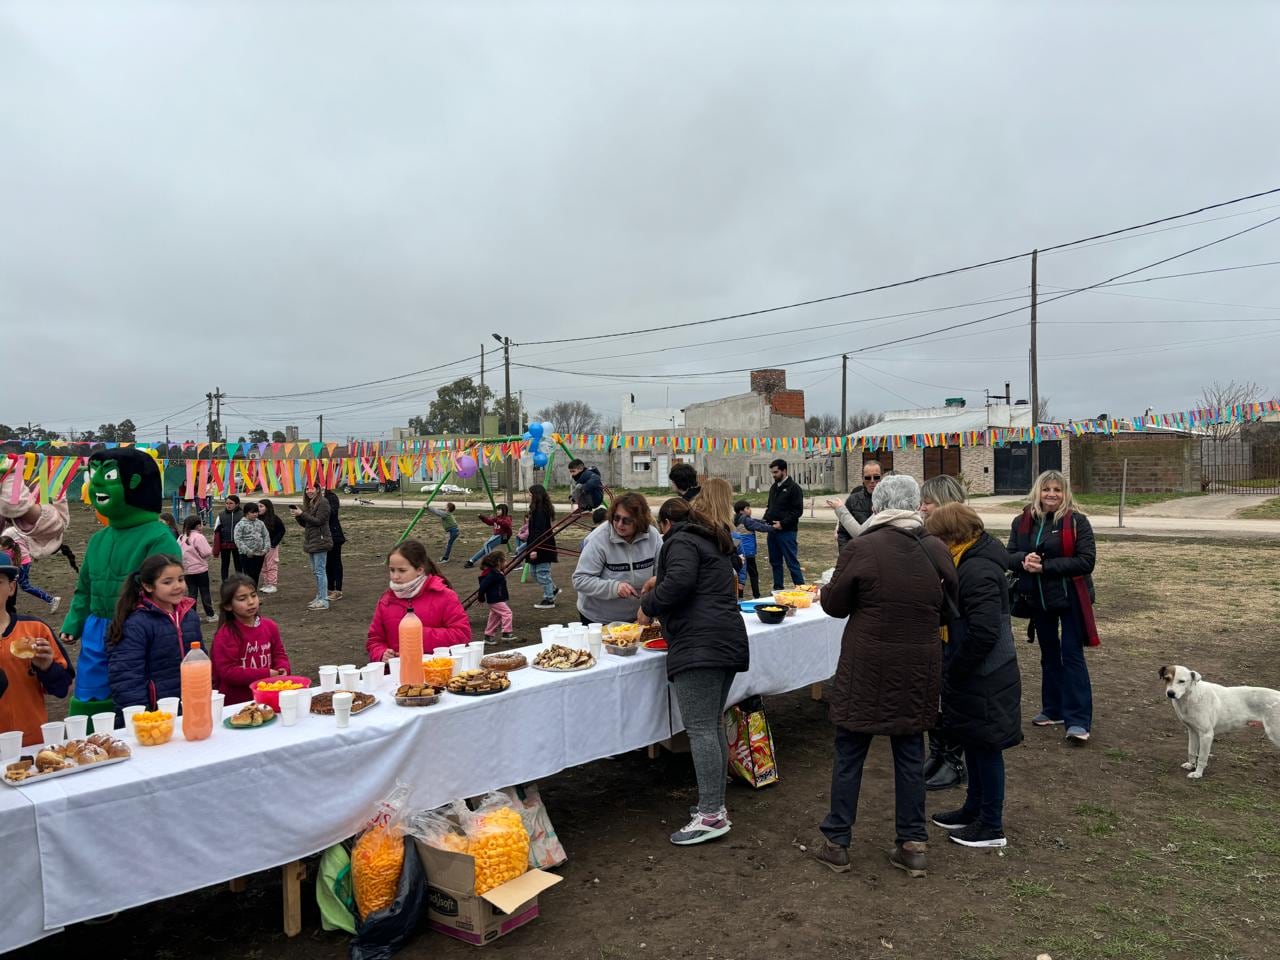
[499,783,567,869]
[352,781,412,920]
[407,807,471,855]
[725,696,779,788]
[460,793,531,895]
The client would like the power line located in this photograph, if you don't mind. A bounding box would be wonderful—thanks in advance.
[515,186,1280,347]
[225,347,500,401]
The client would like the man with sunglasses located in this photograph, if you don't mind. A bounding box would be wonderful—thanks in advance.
[837,462,882,553]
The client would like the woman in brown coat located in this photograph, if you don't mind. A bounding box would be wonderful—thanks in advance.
[812,475,958,879]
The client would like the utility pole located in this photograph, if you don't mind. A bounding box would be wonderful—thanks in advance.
[317,415,324,443]
[1029,249,1040,477]
[492,333,513,508]
[165,424,170,448]
[478,343,486,435]
[840,353,849,492]
[206,392,215,443]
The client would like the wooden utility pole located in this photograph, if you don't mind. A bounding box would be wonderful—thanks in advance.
[1029,249,1040,478]
[317,414,324,443]
[493,334,514,509]
[478,343,486,435]
[840,353,849,492]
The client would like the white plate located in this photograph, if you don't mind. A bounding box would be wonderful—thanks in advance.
[3,753,131,788]
[531,659,596,673]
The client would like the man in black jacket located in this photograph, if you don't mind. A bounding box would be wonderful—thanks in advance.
[669,462,701,502]
[837,460,880,553]
[763,459,805,589]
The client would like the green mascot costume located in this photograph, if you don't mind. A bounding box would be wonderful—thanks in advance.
[59,449,180,715]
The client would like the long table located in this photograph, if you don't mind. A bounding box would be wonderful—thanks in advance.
[2,606,842,954]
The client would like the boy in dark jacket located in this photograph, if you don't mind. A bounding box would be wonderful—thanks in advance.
[215,495,243,580]
[762,459,805,589]
[732,499,769,599]
[478,552,515,644]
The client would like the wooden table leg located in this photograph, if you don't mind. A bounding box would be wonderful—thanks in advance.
[282,860,306,937]
[810,683,823,702]
[228,876,247,893]
[647,744,659,760]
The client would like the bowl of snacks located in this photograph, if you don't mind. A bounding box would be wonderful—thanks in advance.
[422,657,456,688]
[132,710,175,746]
[603,622,644,644]
[756,604,788,625]
[774,590,813,609]
[250,676,313,711]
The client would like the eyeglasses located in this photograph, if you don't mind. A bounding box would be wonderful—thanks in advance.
[863,475,881,482]
[612,515,635,526]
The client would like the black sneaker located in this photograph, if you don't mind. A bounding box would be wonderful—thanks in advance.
[463,561,475,569]
[931,808,977,831]
[501,632,517,642]
[948,822,1007,848]
[533,599,556,609]
[553,587,562,599]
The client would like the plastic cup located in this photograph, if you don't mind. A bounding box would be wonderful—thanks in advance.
[91,712,117,736]
[449,644,467,657]
[64,715,88,740]
[0,731,22,763]
[296,688,312,715]
[318,665,339,692]
[433,646,451,657]
[332,691,353,728]
[360,664,383,692]
[157,697,180,718]
[588,634,603,659]
[448,654,464,677]
[210,693,226,723]
[40,721,65,746]
[388,658,402,685]
[340,667,361,692]
[278,690,299,726]
[121,706,145,739]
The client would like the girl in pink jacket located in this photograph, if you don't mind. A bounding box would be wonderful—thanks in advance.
[366,539,471,663]
[179,515,216,622]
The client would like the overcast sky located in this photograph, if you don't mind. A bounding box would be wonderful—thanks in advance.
[3,0,1278,443]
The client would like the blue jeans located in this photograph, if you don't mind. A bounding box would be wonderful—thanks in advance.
[821,729,926,846]
[533,563,555,600]
[468,535,504,565]
[308,551,329,604]
[960,745,1006,830]
[17,565,53,604]
[1032,603,1092,730]
[442,527,460,560]
[766,529,804,590]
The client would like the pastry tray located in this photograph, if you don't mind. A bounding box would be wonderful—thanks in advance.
[3,753,130,788]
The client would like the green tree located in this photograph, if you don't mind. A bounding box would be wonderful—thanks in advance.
[425,377,492,435]
[0,424,15,441]
[271,430,287,443]
[248,429,269,444]
[96,423,118,442]
[116,419,136,442]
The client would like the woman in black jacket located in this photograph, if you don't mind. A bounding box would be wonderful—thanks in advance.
[323,490,347,601]
[214,495,243,581]
[1006,470,1098,744]
[925,504,1022,849]
[525,484,559,610]
[639,498,749,847]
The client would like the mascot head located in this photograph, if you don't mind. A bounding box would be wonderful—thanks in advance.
[87,449,163,528]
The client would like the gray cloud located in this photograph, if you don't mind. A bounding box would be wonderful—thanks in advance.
[3,0,1278,441]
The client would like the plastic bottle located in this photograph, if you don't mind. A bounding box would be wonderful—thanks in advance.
[181,641,213,741]
[398,609,425,685]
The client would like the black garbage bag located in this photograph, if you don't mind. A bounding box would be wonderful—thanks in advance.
[350,837,427,960]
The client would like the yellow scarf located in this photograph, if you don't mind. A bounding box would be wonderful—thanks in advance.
[939,537,977,643]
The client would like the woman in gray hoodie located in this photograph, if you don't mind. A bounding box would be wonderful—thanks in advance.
[571,492,662,625]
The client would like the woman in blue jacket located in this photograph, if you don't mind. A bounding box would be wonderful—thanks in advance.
[107,554,201,711]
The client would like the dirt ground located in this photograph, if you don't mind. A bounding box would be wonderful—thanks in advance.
[12,500,1280,960]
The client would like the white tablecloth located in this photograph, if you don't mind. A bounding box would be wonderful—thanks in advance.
[1,606,841,953]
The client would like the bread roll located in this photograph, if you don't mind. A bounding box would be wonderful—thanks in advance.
[9,635,37,660]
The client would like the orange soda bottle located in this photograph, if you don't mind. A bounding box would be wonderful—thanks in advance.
[398,609,425,685]
[181,641,213,741]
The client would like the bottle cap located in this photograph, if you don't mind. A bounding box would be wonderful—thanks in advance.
[191,641,202,649]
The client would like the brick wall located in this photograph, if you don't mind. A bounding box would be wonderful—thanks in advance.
[1070,435,1201,492]
[749,369,787,396]
[769,389,805,420]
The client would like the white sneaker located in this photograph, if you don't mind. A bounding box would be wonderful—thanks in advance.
[669,809,732,845]
[307,600,330,610]
[260,585,277,594]
[49,596,61,614]
[204,615,219,623]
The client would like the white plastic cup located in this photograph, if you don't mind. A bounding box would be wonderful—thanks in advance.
[433,646,451,657]
[588,634,603,659]
[40,721,65,746]
[388,658,402,685]
[64,715,89,740]
[0,731,22,763]
[318,665,339,692]
[449,644,467,657]
[121,706,145,739]
[296,688,312,715]
[466,641,485,670]
[539,626,555,647]
[210,693,226,723]
[332,691,353,728]
[91,712,117,736]
[339,667,361,692]
[360,664,383,693]
[448,654,465,677]
[278,690,299,726]
[157,697,180,718]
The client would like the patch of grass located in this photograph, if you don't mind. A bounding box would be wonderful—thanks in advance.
[1008,877,1058,900]
[1073,802,1120,837]
[1103,747,1131,761]
[1238,496,1280,519]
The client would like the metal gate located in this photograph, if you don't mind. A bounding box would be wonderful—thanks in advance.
[1200,440,1280,494]
[994,441,1061,495]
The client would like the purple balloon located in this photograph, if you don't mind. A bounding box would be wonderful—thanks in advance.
[455,454,478,479]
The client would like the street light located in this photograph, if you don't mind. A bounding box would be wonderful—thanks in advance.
[492,333,513,508]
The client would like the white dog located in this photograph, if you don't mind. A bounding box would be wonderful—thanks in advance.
[1159,665,1280,778]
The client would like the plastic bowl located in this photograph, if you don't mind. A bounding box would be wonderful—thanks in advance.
[756,605,787,625]
[250,676,313,711]
[604,641,639,657]
[133,712,175,746]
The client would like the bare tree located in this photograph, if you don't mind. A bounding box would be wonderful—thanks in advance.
[1198,380,1266,443]
[1036,396,1052,423]
[534,400,602,435]
[805,413,841,436]
[845,410,884,434]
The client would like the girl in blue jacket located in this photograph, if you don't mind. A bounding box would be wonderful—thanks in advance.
[107,553,201,711]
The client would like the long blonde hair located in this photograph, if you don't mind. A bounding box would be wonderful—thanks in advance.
[698,477,736,531]
[1025,469,1084,519]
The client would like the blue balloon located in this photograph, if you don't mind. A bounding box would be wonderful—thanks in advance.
[540,421,554,438]
[528,422,544,440]
[521,431,533,442]
[533,450,549,468]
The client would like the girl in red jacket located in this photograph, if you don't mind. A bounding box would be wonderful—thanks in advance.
[367,539,471,662]
[211,574,291,706]
[463,504,512,568]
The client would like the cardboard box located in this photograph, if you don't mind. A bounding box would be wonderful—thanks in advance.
[414,838,562,946]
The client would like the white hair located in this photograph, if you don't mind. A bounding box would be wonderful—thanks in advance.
[871,474,920,513]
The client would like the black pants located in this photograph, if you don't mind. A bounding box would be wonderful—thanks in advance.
[241,555,264,586]
[821,728,927,847]
[743,557,760,598]
[327,542,344,591]
[220,548,241,580]
[185,572,213,617]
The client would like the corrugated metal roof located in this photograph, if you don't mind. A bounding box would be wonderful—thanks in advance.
[853,404,1034,437]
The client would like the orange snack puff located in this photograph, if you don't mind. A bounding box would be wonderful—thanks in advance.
[469,806,529,895]
[352,825,404,919]
[422,657,455,688]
